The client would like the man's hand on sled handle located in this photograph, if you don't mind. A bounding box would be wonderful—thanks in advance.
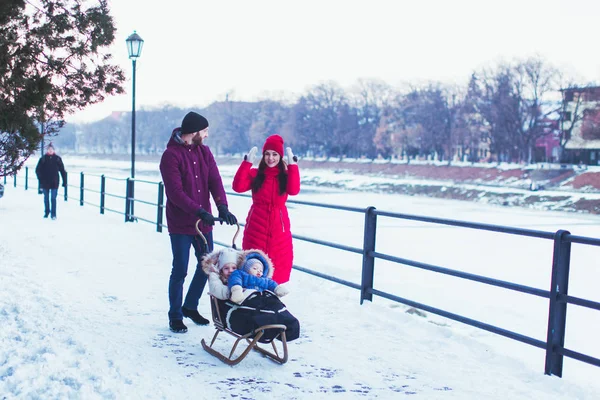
[217,204,238,226]
[196,208,215,226]
[286,147,297,165]
[244,146,258,164]
[274,284,290,297]
[230,285,245,303]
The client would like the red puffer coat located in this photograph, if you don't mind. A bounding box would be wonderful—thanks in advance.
[232,161,300,284]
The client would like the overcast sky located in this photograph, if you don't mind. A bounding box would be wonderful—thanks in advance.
[68,0,600,123]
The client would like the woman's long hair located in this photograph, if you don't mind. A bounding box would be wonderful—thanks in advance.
[251,158,288,195]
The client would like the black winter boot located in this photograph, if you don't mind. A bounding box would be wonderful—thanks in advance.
[169,319,188,333]
[182,307,210,325]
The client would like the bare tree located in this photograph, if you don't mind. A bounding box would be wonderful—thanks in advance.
[349,79,395,157]
[248,100,290,147]
[513,56,561,162]
[299,82,348,157]
[373,111,397,158]
[452,74,487,162]
[395,84,455,161]
[474,65,521,162]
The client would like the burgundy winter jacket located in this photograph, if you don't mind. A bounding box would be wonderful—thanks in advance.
[159,128,228,235]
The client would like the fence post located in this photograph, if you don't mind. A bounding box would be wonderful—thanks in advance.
[25,167,28,190]
[100,174,106,214]
[64,172,68,201]
[14,171,17,187]
[156,182,164,232]
[360,206,377,304]
[3,174,6,184]
[125,178,132,222]
[544,229,572,377]
[79,172,85,206]
[130,179,135,223]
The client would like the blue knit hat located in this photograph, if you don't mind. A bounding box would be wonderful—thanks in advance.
[243,252,270,277]
[243,258,264,274]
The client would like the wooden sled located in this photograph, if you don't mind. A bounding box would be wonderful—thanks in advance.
[196,219,289,365]
[201,295,289,365]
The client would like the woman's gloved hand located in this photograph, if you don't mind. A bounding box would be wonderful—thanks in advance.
[286,147,297,165]
[244,146,258,163]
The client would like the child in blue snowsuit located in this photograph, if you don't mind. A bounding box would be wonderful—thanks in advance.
[228,250,289,304]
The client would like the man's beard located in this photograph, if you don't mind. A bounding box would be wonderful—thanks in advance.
[192,134,204,145]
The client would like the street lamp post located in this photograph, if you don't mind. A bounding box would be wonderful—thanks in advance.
[125,31,144,221]
[39,122,44,194]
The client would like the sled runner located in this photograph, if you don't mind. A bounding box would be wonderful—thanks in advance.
[195,219,296,365]
[201,293,290,365]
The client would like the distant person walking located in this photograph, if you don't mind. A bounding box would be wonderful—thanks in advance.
[159,111,238,334]
[232,134,300,284]
[35,143,67,220]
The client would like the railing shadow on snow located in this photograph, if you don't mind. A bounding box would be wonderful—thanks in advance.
[7,168,600,378]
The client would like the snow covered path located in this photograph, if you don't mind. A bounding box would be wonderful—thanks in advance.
[0,186,597,399]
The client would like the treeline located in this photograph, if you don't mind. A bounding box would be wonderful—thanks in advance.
[53,56,596,163]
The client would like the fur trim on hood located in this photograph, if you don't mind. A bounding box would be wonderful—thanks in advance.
[241,249,274,279]
[201,247,275,279]
[171,127,185,145]
[201,248,245,275]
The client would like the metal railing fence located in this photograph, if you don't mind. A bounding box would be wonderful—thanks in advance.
[7,167,600,378]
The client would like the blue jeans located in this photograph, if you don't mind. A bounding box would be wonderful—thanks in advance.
[43,188,58,218]
[168,232,213,321]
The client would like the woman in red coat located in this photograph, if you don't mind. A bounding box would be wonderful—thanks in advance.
[232,135,300,284]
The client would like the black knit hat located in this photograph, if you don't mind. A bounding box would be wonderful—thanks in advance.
[181,112,209,135]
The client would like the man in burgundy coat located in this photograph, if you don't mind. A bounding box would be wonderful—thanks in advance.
[159,111,237,333]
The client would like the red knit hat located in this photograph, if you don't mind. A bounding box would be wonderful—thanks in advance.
[262,134,284,157]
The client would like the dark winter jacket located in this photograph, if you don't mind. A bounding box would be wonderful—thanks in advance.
[159,128,228,235]
[35,154,67,190]
[228,270,278,292]
[232,161,300,284]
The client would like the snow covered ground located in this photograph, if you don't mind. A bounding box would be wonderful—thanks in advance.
[2,158,600,399]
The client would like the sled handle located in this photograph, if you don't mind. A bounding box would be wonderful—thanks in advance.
[195,218,240,250]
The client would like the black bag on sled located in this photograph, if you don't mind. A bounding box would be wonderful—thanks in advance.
[220,290,300,343]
